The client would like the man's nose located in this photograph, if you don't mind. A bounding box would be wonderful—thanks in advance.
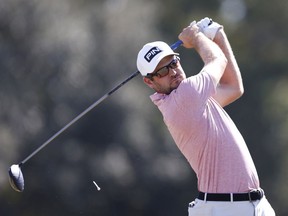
[169,68,177,76]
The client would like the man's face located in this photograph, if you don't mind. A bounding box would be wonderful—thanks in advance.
[143,55,186,94]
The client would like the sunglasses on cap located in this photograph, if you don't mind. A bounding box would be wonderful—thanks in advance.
[146,56,180,79]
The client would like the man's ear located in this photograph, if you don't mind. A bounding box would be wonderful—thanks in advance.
[143,77,154,88]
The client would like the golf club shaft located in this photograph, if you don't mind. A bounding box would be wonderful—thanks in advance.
[19,70,140,165]
[19,40,183,166]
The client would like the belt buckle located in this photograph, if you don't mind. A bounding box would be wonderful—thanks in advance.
[248,189,264,202]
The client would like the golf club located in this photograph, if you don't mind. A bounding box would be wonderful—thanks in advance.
[8,40,183,192]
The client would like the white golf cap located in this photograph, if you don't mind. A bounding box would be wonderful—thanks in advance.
[137,41,179,76]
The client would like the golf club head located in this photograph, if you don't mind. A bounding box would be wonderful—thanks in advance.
[8,164,24,192]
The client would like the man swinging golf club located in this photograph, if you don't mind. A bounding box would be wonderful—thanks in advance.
[137,18,275,216]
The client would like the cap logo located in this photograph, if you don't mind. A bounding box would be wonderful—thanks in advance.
[144,46,162,63]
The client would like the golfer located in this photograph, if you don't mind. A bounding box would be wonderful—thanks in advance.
[136,18,275,216]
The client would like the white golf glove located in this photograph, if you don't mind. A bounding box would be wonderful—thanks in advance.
[197,17,222,40]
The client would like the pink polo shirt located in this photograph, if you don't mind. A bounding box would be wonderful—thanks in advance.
[150,71,260,193]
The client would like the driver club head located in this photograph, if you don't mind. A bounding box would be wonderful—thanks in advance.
[8,164,24,192]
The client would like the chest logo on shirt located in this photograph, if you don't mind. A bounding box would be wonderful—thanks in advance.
[144,46,162,62]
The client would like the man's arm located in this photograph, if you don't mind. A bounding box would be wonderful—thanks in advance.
[178,24,227,86]
[211,28,244,107]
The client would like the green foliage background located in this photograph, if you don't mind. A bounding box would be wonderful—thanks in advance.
[1,0,287,215]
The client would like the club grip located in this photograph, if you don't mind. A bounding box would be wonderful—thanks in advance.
[170,40,183,50]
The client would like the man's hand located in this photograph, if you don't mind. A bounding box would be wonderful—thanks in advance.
[197,17,223,40]
[178,22,201,49]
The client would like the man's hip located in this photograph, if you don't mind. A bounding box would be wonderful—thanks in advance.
[188,189,275,216]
